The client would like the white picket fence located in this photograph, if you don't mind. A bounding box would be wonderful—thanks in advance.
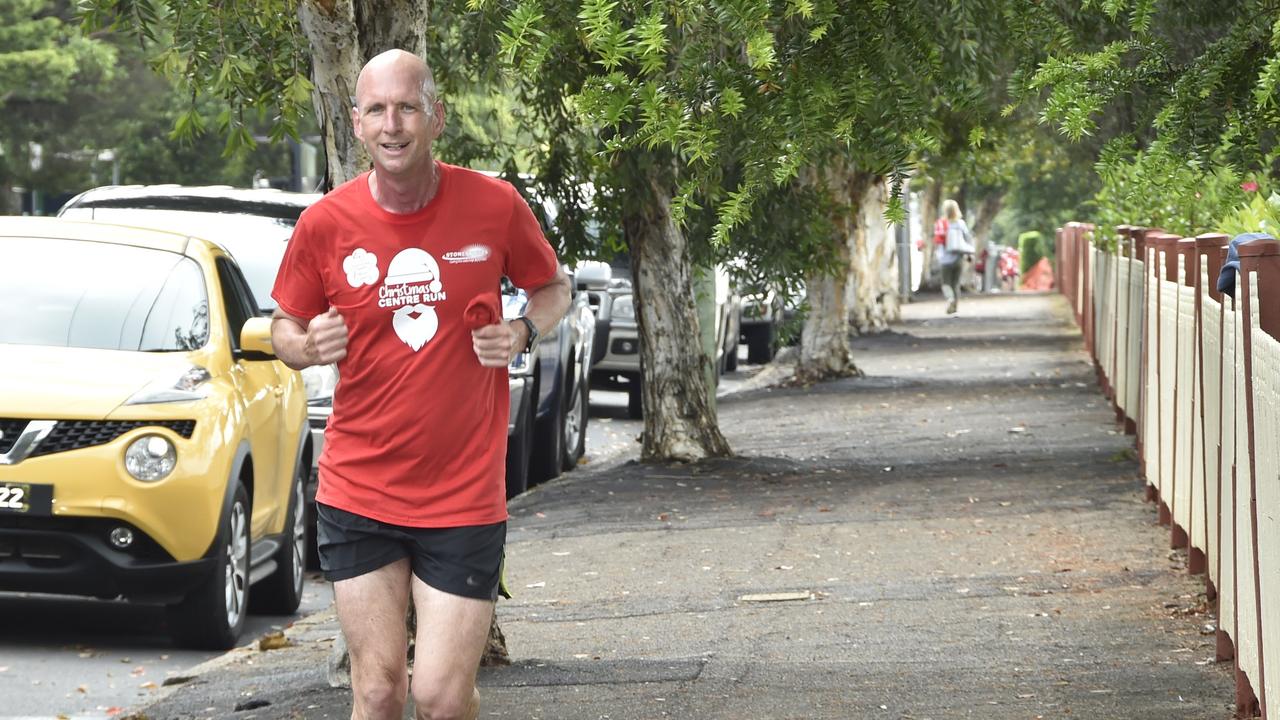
[1057,223,1280,719]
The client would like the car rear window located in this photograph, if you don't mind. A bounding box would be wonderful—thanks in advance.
[0,236,210,352]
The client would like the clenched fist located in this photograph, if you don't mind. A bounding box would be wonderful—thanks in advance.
[472,320,523,368]
[307,306,349,364]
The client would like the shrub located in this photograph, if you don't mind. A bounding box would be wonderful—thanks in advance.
[1018,230,1049,275]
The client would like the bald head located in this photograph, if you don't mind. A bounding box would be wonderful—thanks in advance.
[354,49,437,110]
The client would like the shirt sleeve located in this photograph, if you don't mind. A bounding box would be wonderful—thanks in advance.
[502,186,560,290]
[271,208,330,320]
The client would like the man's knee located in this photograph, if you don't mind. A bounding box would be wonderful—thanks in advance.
[352,659,409,717]
[412,683,478,720]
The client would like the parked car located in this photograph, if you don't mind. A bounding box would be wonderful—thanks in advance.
[0,217,309,650]
[738,287,785,364]
[580,258,740,418]
[59,183,592,503]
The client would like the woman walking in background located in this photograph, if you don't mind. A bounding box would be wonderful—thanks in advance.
[939,199,975,314]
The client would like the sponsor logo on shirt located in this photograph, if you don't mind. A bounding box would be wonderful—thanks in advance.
[442,244,492,264]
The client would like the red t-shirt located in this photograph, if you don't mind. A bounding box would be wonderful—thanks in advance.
[271,163,558,527]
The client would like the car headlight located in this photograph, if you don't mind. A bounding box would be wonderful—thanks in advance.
[124,435,177,481]
[125,366,212,405]
[612,293,635,321]
[302,363,338,404]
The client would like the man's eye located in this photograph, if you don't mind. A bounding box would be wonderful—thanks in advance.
[400,104,418,113]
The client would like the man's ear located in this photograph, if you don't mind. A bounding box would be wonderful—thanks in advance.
[350,106,361,136]
[430,100,446,139]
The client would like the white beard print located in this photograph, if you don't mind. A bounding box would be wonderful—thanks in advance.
[391,303,439,352]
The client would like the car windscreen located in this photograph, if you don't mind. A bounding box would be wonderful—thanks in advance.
[61,207,291,313]
[0,236,210,352]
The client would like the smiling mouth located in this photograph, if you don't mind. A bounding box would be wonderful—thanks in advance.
[382,142,409,151]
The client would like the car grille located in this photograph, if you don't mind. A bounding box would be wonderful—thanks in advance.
[0,418,25,454]
[0,419,196,458]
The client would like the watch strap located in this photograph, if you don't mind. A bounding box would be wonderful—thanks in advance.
[517,316,539,352]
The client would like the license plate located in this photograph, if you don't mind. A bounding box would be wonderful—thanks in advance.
[0,482,52,516]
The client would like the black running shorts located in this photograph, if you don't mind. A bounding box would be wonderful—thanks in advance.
[316,502,505,601]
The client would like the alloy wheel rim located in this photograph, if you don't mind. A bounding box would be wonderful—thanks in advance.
[290,477,305,592]
[563,379,583,458]
[223,502,248,628]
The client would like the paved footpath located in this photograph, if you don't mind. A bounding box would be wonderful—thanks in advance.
[130,292,1235,720]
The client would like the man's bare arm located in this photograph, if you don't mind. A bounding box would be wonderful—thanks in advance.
[472,266,573,368]
[271,307,349,370]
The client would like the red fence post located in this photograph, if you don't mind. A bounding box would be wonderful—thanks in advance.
[1192,233,1230,582]
[1238,238,1280,720]
[1137,227,1157,498]
[1170,238,1197,552]
[1147,232,1183,527]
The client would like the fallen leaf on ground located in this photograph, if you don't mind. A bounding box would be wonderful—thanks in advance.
[258,631,291,651]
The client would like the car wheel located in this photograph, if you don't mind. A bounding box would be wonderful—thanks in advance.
[561,367,589,471]
[167,480,250,650]
[505,389,534,499]
[250,469,306,615]
[746,324,776,364]
[530,377,566,486]
[304,468,320,570]
[627,378,643,419]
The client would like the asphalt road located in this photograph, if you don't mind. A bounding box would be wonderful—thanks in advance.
[0,573,334,719]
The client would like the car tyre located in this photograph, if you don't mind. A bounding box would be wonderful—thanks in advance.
[626,377,643,420]
[530,377,566,486]
[505,389,534,499]
[167,480,250,650]
[745,324,776,364]
[561,365,589,471]
[250,470,306,615]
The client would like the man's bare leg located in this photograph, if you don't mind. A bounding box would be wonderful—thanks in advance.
[334,559,413,720]
[408,577,495,720]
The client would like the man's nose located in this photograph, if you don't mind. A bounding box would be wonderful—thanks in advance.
[384,107,402,133]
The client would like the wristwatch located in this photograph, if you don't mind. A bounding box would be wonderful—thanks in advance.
[516,316,540,353]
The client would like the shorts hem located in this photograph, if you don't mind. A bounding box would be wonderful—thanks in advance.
[411,567,500,602]
[322,548,406,583]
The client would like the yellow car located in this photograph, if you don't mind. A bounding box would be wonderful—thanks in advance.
[0,217,312,649]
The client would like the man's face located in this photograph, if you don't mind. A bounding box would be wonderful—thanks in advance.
[351,63,443,179]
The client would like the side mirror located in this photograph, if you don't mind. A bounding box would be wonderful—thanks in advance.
[240,316,276,357]
[575,261,612,290]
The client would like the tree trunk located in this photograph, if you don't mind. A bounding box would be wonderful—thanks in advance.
[963,192,1003,292]
[918,179,943,290]
[794,164,865,384]
[297,0,430,190]
[848,177,900,333]
[626,160,732,461]
[297,0,509,678]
